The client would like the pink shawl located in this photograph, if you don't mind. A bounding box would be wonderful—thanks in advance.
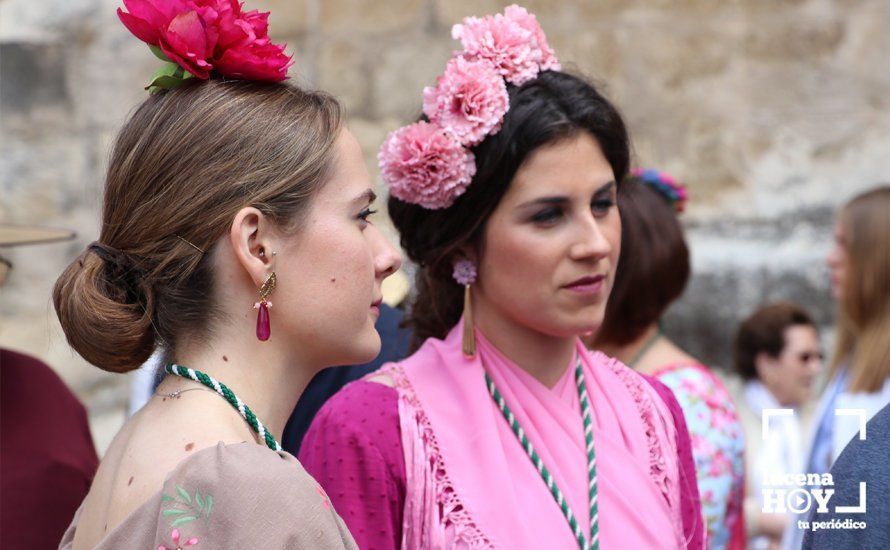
[385,321,686,549]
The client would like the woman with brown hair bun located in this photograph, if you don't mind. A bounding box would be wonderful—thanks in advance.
[300,7,703,549]
[53,2,400,548]
[589,170,745,550]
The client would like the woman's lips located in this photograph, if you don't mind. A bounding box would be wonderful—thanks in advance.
[564,275,605,294]
[370,298,382,316]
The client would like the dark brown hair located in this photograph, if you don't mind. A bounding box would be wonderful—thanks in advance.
[53,80,342,373]
[733,302,816,381]
[389,71,630,350]
[592,176,690,348]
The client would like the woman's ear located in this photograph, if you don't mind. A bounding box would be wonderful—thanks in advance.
[229,207,277,287]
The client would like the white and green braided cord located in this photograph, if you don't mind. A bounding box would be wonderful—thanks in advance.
[165,363,282,452]
[485,356,599,550]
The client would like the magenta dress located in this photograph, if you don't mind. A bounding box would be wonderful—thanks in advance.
[301,378,702,548]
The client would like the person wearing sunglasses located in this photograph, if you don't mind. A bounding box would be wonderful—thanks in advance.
[733,302,824,549]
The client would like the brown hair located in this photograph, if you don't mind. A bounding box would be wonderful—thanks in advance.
[733,302,816,381]
[53,80,341,373]
[828,185,890,392]
[388,71,630,350]
[591,176,690,348]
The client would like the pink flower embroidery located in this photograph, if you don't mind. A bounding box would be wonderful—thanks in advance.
[422,56,509,146]
[316,485,331,509]
[378,121,476,209]
[158,528,198,549]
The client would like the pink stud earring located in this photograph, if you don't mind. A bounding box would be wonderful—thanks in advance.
[453,259,477,358]
[253,251,276,342]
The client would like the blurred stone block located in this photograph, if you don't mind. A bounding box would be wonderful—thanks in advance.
[0,42,69,113]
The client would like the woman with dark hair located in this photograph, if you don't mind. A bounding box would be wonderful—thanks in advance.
[300,7,703,549]
[53,1,401,548]
[588,170,745,549]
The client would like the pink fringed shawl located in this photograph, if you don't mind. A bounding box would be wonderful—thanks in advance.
[383,322,686,549]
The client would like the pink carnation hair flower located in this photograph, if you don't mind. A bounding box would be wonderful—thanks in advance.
[379,122,477,210]
[422,56,509,146]
[503,4,560,72]
[451,11,539,86]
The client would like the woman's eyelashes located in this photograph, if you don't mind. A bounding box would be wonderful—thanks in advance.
[591,196,615,217]
[358,207,378,226]
[529,195,615,225]
[531,206,563,225]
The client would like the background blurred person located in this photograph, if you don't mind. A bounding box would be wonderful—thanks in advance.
[784,184,890,549]
[733,302,823,549]
[0,225,99,550]
[590,169,745,550]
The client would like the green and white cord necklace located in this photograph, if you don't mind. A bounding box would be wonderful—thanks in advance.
[485,355,599,550]
[163,363,282,452]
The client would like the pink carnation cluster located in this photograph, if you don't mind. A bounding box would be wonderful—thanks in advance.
[422,56,509,146]
[379,122,477,210]
[118,0,292,81]
[378,4,559,209]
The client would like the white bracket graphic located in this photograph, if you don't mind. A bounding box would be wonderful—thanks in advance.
[834,409,867,440]
[835,482,867,513]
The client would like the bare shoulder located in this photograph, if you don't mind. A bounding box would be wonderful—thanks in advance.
[74,395,255,545]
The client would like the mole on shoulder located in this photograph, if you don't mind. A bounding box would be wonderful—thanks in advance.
[127,476,134,486]
[185,442,195,451]
[222,355,228,362]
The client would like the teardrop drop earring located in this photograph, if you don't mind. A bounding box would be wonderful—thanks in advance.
[253,251,277,342]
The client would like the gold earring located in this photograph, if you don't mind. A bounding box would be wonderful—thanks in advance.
[452,259,477,359]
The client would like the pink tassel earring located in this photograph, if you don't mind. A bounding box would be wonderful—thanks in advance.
[453,259,477,359]
[253,251,277,342]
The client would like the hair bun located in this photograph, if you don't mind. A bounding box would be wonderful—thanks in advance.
[53,246,156,373]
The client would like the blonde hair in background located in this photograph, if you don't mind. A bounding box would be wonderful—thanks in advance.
[829,185,890,393]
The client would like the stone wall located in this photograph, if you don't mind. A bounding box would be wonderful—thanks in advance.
[2,0,888,453]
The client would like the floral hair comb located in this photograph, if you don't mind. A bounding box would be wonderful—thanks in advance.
[117,0,293,94]
[631,168,689,213]
[378,5,560,209]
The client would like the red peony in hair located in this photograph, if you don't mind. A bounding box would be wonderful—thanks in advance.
[117,0,293,92]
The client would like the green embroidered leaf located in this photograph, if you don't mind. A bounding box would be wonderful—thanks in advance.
[204,495,213,517]
[170,515,198,528]
[195,490,204,510]
[148,45,171,62]
[176,485,191,504]
[162,508,188,516]
[160,495,174,502]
